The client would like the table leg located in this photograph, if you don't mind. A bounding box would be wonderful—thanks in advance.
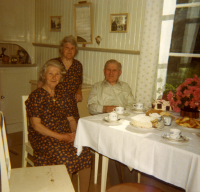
[94,152,99,184]
[101,156,109,192]
[138,172,141,183]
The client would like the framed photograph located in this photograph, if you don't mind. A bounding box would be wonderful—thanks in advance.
[74,3,93,44]
[110,13,129,33]
[50,16,62,32]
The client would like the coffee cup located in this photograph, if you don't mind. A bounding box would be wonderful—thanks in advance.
[115,107,124,115]
[163,116,172,126]
[133,103,143,110]
[169,129,182,140]
[108,111,118,121]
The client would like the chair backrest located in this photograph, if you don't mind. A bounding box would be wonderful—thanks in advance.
[0,111,11,192]
[22,95,29,144]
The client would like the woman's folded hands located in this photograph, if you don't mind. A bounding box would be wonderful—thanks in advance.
[62,132,76,143]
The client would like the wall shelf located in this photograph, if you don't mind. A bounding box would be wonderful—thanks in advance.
[32,43,140,55]
[0,64,37,68]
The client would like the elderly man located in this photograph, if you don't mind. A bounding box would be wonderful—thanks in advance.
[87,59,137,186]
[88,59,135,115]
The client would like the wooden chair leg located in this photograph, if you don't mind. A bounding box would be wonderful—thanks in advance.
[22,145,27,167]
[77,172,80,192]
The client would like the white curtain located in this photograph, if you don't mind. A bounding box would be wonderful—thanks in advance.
[136,0,176,106]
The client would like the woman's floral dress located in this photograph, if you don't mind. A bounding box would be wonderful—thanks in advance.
[54,57,82,122]
[25,88,91,174]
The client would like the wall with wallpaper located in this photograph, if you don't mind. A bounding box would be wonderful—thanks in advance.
[34,0,145,98]
[34,0,164,105]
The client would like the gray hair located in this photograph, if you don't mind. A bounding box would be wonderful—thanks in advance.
[104,59,122,71]
[39,60,66,83]
[59,35,78,56]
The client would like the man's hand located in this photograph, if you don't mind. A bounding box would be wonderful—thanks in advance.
[103,106,118,113]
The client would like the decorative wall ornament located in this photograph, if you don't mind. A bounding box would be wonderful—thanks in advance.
[0,47,6,59]
[110,13,129,33]
[50,16,62,32]
[95,36,102,45]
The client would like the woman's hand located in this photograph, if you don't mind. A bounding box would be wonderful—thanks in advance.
[30,117,76,143]
[75,84,83,103]
[62,132,76,143]
[75,92,83,102]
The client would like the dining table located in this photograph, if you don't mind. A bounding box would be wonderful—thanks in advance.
[74,110,200,192]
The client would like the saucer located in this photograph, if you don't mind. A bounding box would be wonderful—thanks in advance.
[196,132,200,137]
[118,112,130,116]
[103,117,121,123]
[131,109,145,114]
[161,134,189,143]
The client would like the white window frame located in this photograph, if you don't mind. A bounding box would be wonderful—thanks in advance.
[156,1,200,99]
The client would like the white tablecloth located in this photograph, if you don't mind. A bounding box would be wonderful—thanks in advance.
[74,111,200,192]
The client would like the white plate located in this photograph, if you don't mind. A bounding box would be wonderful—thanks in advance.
[129,122,154,129]
[129,122,164,130]
[131,109,145,113]
[118,112,130,116]
[196,132,200,137]
[161,134,189,143]
[103,117,121,123]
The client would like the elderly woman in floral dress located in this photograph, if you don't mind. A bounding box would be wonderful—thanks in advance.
[26,60,91,192]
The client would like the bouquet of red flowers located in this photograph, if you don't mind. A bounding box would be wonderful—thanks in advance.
[167,75,200,112]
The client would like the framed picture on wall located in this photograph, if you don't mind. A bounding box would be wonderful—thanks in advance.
[74,3,93,44]
[110,13,129,33]
[50,16,62,32]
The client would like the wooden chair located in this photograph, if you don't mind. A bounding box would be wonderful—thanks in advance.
[106,183,164,192]
[21,96,80,192]
[0,111,75,192]
[0,111,11,192]
[22,95,34,167]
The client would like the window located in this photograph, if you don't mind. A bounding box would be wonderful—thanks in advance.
[165,1,200,89]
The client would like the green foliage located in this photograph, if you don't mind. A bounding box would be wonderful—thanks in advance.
[163,83,176,95]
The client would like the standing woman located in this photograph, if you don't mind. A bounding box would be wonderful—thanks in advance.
[38,35,83,122]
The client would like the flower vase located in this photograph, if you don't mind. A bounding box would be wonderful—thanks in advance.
[180,107,199,119]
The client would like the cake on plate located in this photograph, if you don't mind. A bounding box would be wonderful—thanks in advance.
[152,100,172,111]
[130,114,159,128]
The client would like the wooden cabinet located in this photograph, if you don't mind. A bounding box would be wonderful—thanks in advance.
[29,81,91,118]
[0,67,37,133]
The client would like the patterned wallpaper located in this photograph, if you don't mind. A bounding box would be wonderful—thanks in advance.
[135,0,163,106]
